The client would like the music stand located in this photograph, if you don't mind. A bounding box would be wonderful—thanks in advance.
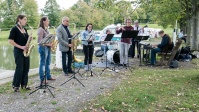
[99,34,115,75]
[29,71,55,98]
[121,30,139,71]
[135,35,149,66]
[60,32,85,87]
[81,34,98,77]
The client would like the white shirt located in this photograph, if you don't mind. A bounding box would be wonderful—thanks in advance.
[133,25,143,34]
[100,34,109,46]
[178,32,184,38]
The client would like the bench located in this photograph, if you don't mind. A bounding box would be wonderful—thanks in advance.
[157,39,182,65]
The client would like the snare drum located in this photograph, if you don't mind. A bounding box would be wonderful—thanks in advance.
[106,50,120,63]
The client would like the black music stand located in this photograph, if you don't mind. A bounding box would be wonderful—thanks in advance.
[60,32,85,87]
[135,35,149,66]
[99,34,115,75]
[120,30,139,71]
[29,71,55,98]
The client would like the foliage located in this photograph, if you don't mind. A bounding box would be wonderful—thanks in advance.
[43,0,61,27]
[61,0,112,29]
[0,0,39,29]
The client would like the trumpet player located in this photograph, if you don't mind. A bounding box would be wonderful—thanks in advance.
[8,14,31,92]
[37,17,56,84]
[56,16,74,76]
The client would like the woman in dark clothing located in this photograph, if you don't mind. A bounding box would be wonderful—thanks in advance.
[8,14,31,92]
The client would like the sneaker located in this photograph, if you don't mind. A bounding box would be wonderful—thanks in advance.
[62,71,69,76]
[84,65,89,71]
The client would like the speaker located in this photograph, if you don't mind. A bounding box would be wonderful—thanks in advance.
[169,60,178,68]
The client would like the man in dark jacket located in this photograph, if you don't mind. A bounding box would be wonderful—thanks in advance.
[150,30,173,65]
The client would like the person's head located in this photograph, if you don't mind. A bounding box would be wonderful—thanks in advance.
[158,30,165,37]
[85,23,93,32]
[106,30,111,34]
[180,30,183,32]
[134,20,139,27]
[39,16,50,29]
[62,16,69,26]
[16,14,27,26]
[125,18,132,26]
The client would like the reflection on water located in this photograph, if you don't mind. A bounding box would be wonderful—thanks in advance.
[0,45,55,70]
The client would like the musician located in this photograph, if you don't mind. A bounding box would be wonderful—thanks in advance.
[81,23,95,70]
[150,30,174,65]
[132,20,144,58]
[178,30,186,43]
[37,17,55,84]
[100,29,111,52]
[8,14,31,92]
[56,16,74,76]
[116,18,134,66]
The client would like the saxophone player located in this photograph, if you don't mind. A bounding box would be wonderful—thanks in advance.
[37,17,55,84]
[56,16,74,76]
[8,14,31,92]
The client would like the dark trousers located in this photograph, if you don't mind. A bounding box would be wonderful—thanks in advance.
[131,40,139,57]
[181,38,186,43]
[83,45,94,65]
[62,50,72,74]
[13,49,30,88]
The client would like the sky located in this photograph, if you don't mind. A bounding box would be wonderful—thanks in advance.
[35,0,79,12]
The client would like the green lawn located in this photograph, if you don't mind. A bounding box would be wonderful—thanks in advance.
[83,59,199,111]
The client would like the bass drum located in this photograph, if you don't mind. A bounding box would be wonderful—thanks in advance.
[106,50,120,64]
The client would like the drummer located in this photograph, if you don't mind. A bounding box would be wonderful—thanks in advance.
[100,29,112,52]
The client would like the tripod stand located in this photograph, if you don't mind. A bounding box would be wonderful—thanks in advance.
[60,34,85,87]
[29,71,55,98]
[100,43,116,75]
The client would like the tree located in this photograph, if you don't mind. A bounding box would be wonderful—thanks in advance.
[43,0,61,26]
[21,0,39,27]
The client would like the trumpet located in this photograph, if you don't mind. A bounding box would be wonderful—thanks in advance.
[23,24,35,57]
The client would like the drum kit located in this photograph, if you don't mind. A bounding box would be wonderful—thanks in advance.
[103,41,120,64]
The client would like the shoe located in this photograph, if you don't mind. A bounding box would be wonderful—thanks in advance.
[13,87,20,92]
[84,65,89,71]
[21,85,31,90]
[47,77,56,80]
[119,64,123,66]
[124,64,127,67]
[68,70,75,74]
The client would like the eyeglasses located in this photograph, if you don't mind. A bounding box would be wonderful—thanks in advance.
[64,20,69,22]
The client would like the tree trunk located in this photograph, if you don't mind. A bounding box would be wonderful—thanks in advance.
[191,0,198,50]
[186,19,191,46]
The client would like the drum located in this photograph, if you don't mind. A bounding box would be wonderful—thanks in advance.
[108,42,119,50]
[106,50,120,63]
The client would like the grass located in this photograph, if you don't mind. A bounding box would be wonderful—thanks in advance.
[83,59,199,111]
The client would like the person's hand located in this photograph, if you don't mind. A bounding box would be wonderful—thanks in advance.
[20,46,27,50]
[116,27,119,30]
[68,44,73,47]
[152,44,157,48]
[121,26,125,31]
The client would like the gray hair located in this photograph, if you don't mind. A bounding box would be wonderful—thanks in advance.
[62,16,69,22]
[134,20,139,23]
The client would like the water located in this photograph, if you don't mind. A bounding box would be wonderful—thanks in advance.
[0,44,55,70]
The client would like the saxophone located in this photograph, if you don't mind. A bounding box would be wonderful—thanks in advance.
[23,25,35,57]
[50,26,58,52]
[72,23,82,62]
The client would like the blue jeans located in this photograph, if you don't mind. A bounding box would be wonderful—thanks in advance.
[101,45,108,55]
[62,50,72,73]
[150,48,161,64]
[38,46,51,81]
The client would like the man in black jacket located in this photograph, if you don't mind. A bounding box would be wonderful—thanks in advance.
[150,30,173,65]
